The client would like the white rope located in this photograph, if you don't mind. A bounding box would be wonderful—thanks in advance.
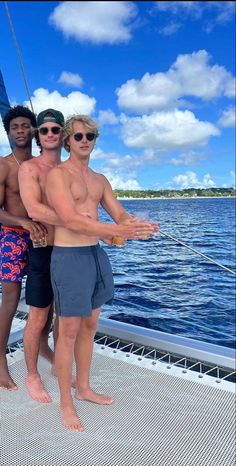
[159,230,236,276]
[4,1,34,113]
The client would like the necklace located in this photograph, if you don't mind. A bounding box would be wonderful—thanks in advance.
[12,153,21,166]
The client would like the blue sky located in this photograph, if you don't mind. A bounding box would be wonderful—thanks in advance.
[0,1,235,190]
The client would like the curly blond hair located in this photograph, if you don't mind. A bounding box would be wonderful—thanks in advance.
[62,115,99,152]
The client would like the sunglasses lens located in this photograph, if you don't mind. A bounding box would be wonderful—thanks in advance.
[86,133,95,141]
[73,132,95,141]
[51,127,61,134]
[74,133,83,141]
[39,127,48,135]
[39,127,61,135]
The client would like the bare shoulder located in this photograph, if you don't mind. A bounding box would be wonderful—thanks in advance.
[19,157,40,173]
[0,155,12,179]
[47,163,70,183]
[0,155,10,168]
[91,169,109,186]
[48,164,61,178]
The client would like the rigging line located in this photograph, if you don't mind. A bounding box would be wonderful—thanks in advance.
[159,230,236,276]
[3,1,34,113]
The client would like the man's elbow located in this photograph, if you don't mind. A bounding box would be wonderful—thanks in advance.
[26,205,42,222]
[26,207,37,220]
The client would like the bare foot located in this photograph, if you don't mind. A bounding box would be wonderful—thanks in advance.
[25,375,52,403]
[51,366,77,389]
[0,359,18,391]
[0,372,18,391]
[75,388,114,405]
[60,406,84,432]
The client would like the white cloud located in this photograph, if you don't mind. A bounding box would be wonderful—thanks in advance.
[91,146,141,171]
[98,110,119,126]
[102,169,141,190]
[90,147,107,161]
[117,71,180,112]
[218,106,236,128]
[0,146,11,157]
[58,71,83,88]
[169,151,203,166]
[49,1,137,44]
[0,121,10,155]
[154,2,235,33]
[120,109,220,151]
[171,51,235,100]
[116,50,235,112]
[159,22,182,36]
[224,78,236,98]
[24,88,96,118]
[154,1,203,17]
[204,2,236,32]
[90,148,141,189]
[172,171,216,189]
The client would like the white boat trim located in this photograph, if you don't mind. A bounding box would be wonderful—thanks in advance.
[97,317,236,371]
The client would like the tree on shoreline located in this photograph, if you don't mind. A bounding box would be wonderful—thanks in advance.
[113,187,236,199]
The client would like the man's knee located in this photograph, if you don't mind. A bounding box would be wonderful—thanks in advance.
[81,311,100,334]
[59,318,80,343]
[27,307,50,332]
[0,282,21,311]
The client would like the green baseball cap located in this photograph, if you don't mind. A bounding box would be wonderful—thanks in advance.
[37,108,64,127]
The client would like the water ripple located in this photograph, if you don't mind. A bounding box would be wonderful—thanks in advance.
[100,198,235,348]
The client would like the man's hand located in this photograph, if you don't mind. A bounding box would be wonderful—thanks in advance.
[21,219,48,243]
[100,237,113,245]
[115,217,159,241]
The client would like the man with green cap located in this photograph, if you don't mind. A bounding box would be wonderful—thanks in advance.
[18,108,64,403]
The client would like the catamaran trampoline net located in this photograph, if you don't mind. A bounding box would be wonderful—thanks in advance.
[0,344,235,466]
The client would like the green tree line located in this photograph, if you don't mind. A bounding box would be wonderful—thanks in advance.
[113,188,236,198]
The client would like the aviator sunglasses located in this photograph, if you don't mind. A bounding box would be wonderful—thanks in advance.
[39,126,61,135]
[73,132,96,142]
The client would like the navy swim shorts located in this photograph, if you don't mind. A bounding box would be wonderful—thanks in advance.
[26,241,53,308]
[51,243,114,317]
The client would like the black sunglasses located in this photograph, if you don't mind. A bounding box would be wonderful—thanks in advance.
[39,126,61,135]
[73,132,96,142]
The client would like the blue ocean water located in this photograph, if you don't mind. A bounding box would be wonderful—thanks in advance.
[100,198,236,349]
[0,198,235,349]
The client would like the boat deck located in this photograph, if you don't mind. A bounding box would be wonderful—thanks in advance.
[1,340,235,466]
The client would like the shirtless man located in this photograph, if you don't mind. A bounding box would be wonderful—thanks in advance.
[46,114,158,432]
[0,105,47,390]
[18,108,64,403]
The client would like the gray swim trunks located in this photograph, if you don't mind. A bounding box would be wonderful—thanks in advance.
[51,243,114,317]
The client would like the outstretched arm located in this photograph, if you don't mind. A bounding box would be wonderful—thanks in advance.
[46,167,155,239]
[100,176,132,223]
[18,161,60,226]
[100,175,159,240]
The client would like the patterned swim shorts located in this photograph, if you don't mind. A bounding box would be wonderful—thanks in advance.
[0,226,30,282]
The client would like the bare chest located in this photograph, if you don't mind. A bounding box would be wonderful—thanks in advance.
[70,174,104,205]
[37,166,53,199]
[6,166,20,195]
